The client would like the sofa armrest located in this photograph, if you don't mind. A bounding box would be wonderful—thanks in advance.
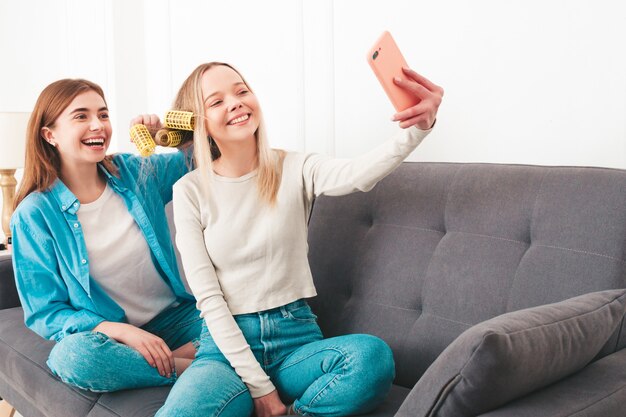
[0,253,19,310]
[473,348,626,416]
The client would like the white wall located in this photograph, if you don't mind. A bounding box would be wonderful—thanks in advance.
[1,0,625,239]
[333,0,626,167]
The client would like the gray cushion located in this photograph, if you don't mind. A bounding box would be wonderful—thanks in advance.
[396,288,626,417]
[478,348,626,417]
[0,307,99,417]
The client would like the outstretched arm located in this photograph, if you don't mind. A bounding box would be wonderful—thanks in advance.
[302,69,443,199]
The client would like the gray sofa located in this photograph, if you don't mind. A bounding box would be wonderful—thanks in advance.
[1,162,625,417]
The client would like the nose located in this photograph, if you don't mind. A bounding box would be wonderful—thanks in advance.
[227,96,243,112]
[89,116,104,131]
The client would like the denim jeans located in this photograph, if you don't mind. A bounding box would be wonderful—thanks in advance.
[156,300,395,417]
[46,300,202,392]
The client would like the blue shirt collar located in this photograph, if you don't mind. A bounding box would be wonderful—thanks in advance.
[49,163,125,215]
[98,163,127,192]
[49,179,79,215]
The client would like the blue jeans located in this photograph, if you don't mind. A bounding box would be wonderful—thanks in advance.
[156,300,395,417]
[46,300,202,392]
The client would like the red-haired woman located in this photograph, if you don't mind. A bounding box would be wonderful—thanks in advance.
[11,79,200,392]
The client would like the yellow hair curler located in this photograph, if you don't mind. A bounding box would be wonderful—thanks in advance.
[164,110,195,131]
[155,129,184,147]
[129,124,156,157]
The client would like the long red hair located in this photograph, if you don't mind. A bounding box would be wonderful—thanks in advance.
[14,79,118,209]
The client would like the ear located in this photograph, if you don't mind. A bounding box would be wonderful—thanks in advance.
[40,126,54,142]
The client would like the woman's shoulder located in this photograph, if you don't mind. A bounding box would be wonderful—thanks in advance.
[172,169,208,209]
[12,190,53,229]
[278,149,307,164]
[175,168,203,186]
[173,169,205,197]
[109,152,145,171]
[280,149,322,173]
[15,189,53,212]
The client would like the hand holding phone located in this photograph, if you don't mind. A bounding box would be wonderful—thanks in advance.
[367,31,444,129]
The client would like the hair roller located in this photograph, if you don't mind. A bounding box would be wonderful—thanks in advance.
[155,129,184,147]
[129,124,156,157]
[164,110,195,131]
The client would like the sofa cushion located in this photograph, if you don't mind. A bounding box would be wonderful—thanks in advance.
[0,307,100,417]
[396,288,626,417]
[478,348,626,417]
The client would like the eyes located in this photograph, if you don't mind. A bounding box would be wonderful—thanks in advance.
[74,112,110,121]
[209,89,250,108]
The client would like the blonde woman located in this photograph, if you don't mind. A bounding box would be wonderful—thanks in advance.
[159,62,443,417]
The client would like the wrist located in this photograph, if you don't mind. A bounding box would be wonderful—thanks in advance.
[249,382,277,399]
[93,321,125,340]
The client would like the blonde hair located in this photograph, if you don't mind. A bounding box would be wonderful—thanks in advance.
[172,62,284,205]
[14,79,118,210]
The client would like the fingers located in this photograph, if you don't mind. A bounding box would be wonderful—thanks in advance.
[402,67,444,95]
[129,114,161,128]
[129,115,144,128]
[146,343,168,377]
[392,71,443,130]
[156,339,176,378]
[392,101,430,122]
[392,101,437,129]
[129,114,162,135]
[158,341,175,376]
[138,338,174,377]
[398,113,435,130]
[152,340,175,377]
[393,77,431,100]
[145,114,162,132]
[136,346,158,371]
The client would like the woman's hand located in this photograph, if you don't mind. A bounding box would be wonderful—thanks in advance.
[253,390,288,417]
[129,114,163,137]
[93,321,174,377]
[392,67,444,130]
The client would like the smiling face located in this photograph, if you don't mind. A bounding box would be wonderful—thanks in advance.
[200,65,260,147]
[41,90,112,168]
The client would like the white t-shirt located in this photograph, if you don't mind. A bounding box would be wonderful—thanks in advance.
[77,184,177,326]
[173,126,431,397]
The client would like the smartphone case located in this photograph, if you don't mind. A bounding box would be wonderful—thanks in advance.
[367,31,420,112]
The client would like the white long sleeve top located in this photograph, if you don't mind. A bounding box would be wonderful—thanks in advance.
[172,126,431,398]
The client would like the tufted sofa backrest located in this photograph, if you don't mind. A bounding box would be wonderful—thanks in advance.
[306,162,626,388]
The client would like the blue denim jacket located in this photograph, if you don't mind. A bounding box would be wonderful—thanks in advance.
[11,151,194,342]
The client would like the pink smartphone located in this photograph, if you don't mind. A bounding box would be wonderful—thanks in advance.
[367,31,420,112]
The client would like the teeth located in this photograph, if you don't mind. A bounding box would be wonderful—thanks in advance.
[229,114,249,125]
[83,138,105,145]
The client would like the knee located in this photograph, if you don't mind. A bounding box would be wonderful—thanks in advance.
[350,334,396,385]
[158,360,254,417]
[47,331,109,379]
